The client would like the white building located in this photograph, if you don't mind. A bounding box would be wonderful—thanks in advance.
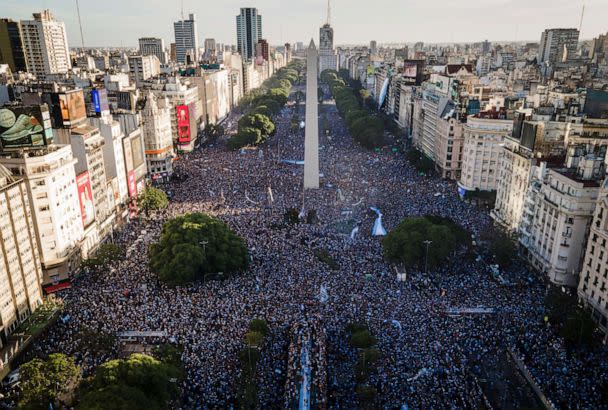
[236,8,262,61]
[579,178,608,335]
[0,164,43,344]
[20,10,71,78]
[141,91,174,179]
[0,146,83,288]
[128,55,161,87]
[138,37,166,65]
[174,14,199,64]
[459,112,513,193]
[524,160,601,286]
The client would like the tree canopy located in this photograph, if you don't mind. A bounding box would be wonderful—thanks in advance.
[138,186,169,215]
[228,60,302,150]
[149,212,249,284]
[79,353,182,410]
[382,216,468,270]
[321,69,384,149]
[19,353,80,410]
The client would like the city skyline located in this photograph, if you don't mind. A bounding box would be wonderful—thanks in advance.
[4,0,608,48]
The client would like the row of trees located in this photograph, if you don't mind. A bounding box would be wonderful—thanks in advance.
[346,323,380,408]
[237,319,269,408]
[382,215,470,270]
[19,348,183,410]
[148,212,249,285]
[228,61,304,150]
[320,69,384,149]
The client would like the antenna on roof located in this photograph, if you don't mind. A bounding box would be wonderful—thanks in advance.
[578,3,585,33]
[326,0,331,25]
[75,0,85,50]
[181,0,185,20]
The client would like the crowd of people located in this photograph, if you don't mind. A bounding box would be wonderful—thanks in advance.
[20,85,608,409]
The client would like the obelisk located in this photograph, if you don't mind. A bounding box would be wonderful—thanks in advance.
[304,39,320,189]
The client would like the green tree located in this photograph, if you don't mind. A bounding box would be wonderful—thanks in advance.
[350,330,376,349]
[149,212,249,284]
[138,186,169,216]
[249,319,268,337]
[485,229,518,269]
[82,243,125,268]
[227,127,261,150]
[284,208,300,225]
[561,308,597,345]
[245,331,264,348]
[382,216,465,270]
[79,353,181,410]
[238,113,275,138]
[204,123,224,142]
[20,353,80,410]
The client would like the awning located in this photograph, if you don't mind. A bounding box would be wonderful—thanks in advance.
[43,281,72,294]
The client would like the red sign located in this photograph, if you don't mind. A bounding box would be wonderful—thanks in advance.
[127,170,137,197]
[176,105,191,143]
[76,171,95,228]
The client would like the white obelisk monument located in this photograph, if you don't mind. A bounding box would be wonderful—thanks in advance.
[304,39,320,189]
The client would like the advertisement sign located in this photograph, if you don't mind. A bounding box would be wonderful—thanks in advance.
[176,105,191,144]
[58,91,86,126]
[76,171,95,228]
[0,105,53,149]
[130,133,144,169]
[403,63,417,79]
[127,170,137,197]
[91,89,101,113]
[98,89,110,112]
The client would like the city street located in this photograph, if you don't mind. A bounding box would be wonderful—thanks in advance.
[23,89,608,409]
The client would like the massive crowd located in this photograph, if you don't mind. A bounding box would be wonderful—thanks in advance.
[21,86,608,409]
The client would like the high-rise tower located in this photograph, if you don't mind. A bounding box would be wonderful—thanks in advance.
[236,8,263,61]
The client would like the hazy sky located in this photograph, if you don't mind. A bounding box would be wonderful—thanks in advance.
[4,0,608,47]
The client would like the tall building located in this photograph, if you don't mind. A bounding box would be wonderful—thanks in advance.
[538,28,579,65]
[579,179,608,334]
[370,40,377,55]
[236,8,262,61]
[174,14,199,64]
[319,20,337,73]
[138,37,166,65]
[0,19,28,72]
[141,91,174,179]
[0,164,43,344]
[20,10,71,78]
[204,38,216,54]
[256,39,269,61]
[0,145,83,289]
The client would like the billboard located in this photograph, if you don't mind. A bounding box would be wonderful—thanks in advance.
[57,90,86,127]
[76,171,95,228]
[0,105,53,149]
[403,63,417,79]
[176,105,191,143]
[584,89,608,118]
[127,170,137,198]
[130,133,144,169]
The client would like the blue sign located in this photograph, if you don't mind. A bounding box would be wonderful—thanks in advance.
[91,89,101,113]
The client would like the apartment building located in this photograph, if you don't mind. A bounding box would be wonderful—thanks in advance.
[0,164,43,345]
[140,91,174,179]
[579,179,608,334]
[0,145,83,289]
[459,111,513,194]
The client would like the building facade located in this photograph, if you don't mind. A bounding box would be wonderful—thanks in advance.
[141,91,174,178]
[0,18,28,72]
[174,14,198,64]
[236,8,262,61]
[20,10,71,78]
[0,164,43,345]
[138,37,166,65]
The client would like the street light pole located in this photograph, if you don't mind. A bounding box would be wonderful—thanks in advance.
[423,240,432,275]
